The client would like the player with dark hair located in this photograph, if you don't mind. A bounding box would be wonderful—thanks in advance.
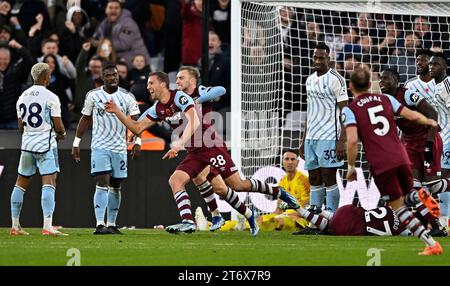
[379,68,447,236]
[298,41,347,234]
[429,52,450,229]
[105,71,300,236]
[72,62,141,235]
[342,64,443,255]
[293,203,411,236]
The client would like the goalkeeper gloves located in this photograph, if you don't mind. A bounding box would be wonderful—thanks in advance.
[424,141,434,167]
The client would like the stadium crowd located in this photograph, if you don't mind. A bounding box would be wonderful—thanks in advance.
[0,0,231,135]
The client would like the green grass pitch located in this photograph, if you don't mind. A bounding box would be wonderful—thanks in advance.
[0,228,449,266]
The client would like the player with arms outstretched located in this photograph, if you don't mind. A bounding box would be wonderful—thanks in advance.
[105,72,300,236]
[342,64,443,255]
[10,63,67,236]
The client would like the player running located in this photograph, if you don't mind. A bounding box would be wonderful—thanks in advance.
[105,72,300,236]
[10,63,67,236]
[342,64,442,255]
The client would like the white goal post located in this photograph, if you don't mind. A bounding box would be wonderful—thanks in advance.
[229,0,450,211]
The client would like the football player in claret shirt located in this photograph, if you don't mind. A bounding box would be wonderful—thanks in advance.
[380,68,447,236]
[342,64,442,255]
[105,71,301,235]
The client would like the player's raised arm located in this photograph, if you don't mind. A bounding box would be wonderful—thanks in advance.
[104,100,155,135]
[196,85,226,103]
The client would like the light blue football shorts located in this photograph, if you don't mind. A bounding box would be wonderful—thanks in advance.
[304,139,343,170]
[91,148,127,178]
[18,148,60,176]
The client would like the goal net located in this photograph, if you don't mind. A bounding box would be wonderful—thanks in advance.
[230,0,450,213]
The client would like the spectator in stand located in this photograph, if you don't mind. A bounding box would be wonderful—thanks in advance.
[338,27,360,62]
[355,12,378,44]
[0,23,26,50]
[163,0,182,75]
[73,41,103,119]
[279,6,301,112]
[116,60,130,91]
[60,5,95,64]
[210,0,230,44]
[358,34,377,59]
[93,0,150,69]
[0,39,34,129]
[8,0,50,36]
[121,0,153,56]
[208,30,230,113]
[37,38,77,80]
[95,37,116,64]
[129,54,149,86]
[128,54,150,105]
[81,0,108,23]
[43,53,74,129]
[299,21,323,102]
[414,16,433,49]
[378,21,403,64]
[343,54,361,82]
[181,0,203,66]
[388,33,421,83]
[0,2,27,47]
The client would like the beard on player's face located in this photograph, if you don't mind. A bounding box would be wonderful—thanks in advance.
[417,65,429,75]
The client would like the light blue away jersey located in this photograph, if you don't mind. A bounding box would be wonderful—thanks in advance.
[305,68,348,140]
[16,85,61,153]
[82,86,140,153]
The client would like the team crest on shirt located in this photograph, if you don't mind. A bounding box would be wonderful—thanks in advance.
[179,95,188,105]
[410,92,420,104]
